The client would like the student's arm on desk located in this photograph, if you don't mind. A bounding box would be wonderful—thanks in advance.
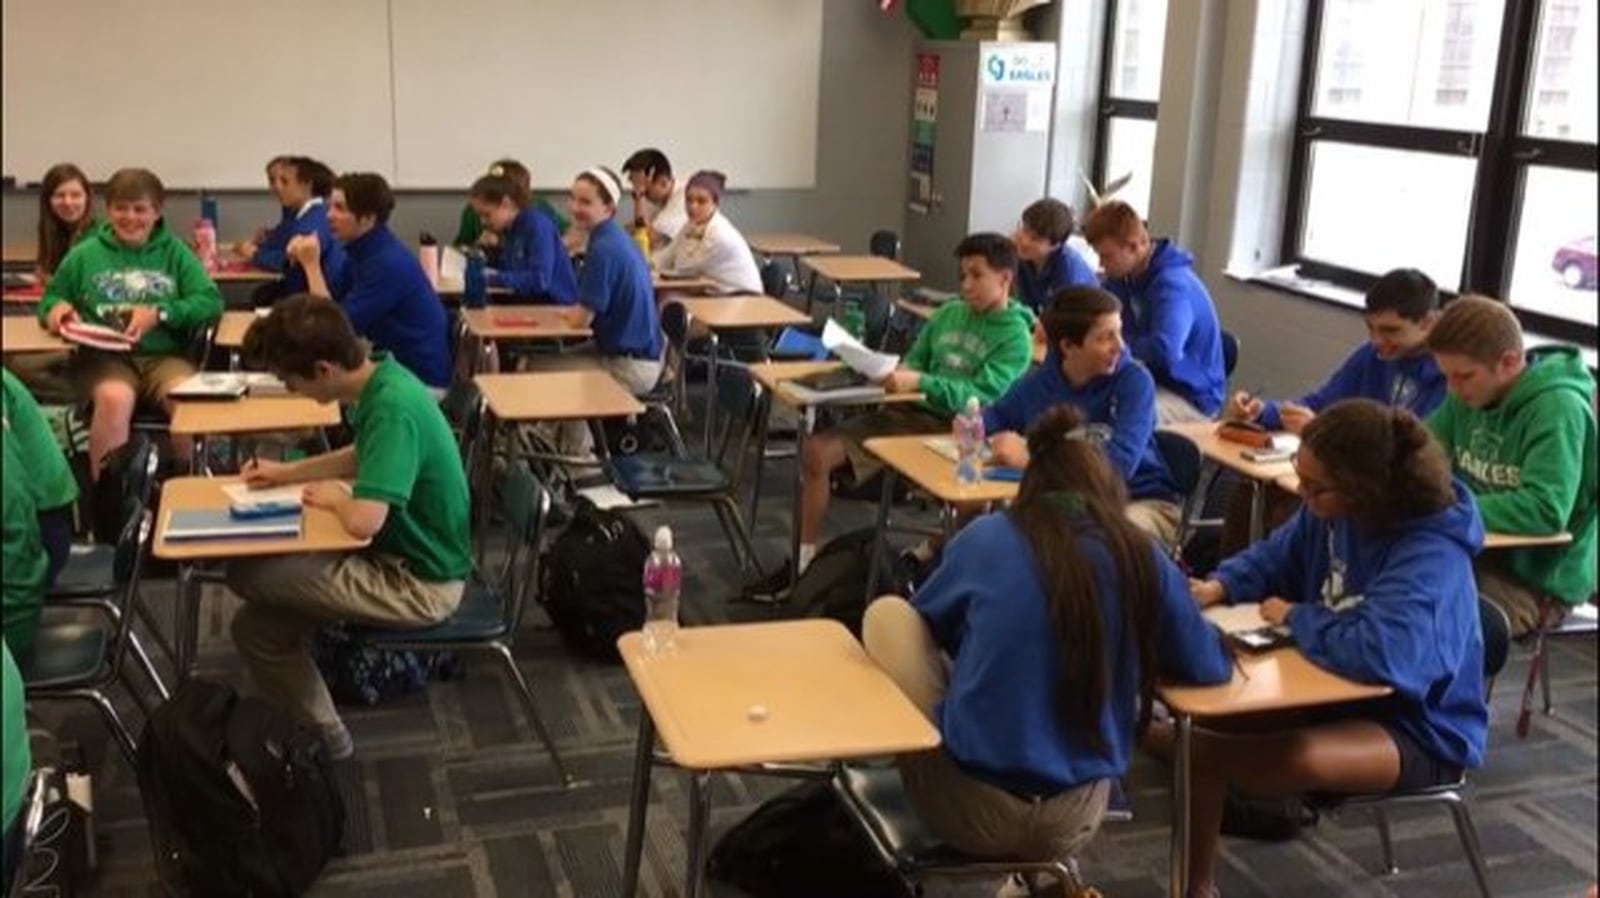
[1211,510,1309,607]
[243,446,358,487]
[914,329,1033,416]
[304,481,388,540]
[1473,396,1587,535]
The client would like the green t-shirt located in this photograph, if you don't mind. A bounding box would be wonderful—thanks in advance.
[350,355,471,582]
[2,368,79,512]
[1,641,28,844]
[2,429,46,654]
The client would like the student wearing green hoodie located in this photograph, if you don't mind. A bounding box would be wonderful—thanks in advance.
[1,641,30,886]
[2,370,78,587]
[39,168,224,481]
[797,232,1033,573]
[2,422,47,655]
[1426,295,1598,636]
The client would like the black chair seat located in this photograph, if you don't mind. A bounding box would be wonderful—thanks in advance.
[353,579,507,644]
[18,623,110,689]
[611,454,730,497]
[47,544,116,599]
[836,765,962,869]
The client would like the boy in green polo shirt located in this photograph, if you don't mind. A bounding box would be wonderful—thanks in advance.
[225,296,470,758]
[2,369,79,586]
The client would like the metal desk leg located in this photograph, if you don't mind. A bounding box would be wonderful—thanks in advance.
[746,389,774,536]
[1248,479,1265,544]
[174,563,199,683]
[684,771,714,898]
[789,405,816,588]
[192,436,206,475]
[803,269,821,316]
[621,711,656,898]
[863,470,898,603]
[1170,714,1193,898]
[702,331,721,452]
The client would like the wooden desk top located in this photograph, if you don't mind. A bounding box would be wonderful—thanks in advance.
[865,434,1019,506]
[746,360,925,410]
[211,265,280,284]
[3,244,36,266]
[461,305,591,341]
[2,291,41,306]
[894,298,938,322]
[1159,648,1391,718]
[475,369,645,422]
[675,295,810,330]
[169,397,340,436]
[434,279,513,299]
[652,274,726,294]
[746,233,843,257]
[1163,421,1297,481]
[154,476,368,561]
[618,619,940,769]
[802,255,921,284]
[215,310,265,349]
[2,317,69,354]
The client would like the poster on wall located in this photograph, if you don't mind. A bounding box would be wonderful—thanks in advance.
[909,51,940,213]
[980,44,1054,134]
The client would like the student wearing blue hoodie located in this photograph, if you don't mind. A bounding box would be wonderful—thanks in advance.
[864,404,1231,880]
[984,286,1180,544]
[288,172,452,391]
[1011,198,1099,314]
[1184,399,1487,898]
[1083,201,1225,422]
[468,171,577,305]
[237,156,345,303]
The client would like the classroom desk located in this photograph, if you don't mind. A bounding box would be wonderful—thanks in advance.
[433,279,513,303]
[210,264,280,284]
[1158,647,1392,897]
[474,369,645,422]
[673,294,811,449]
[2,291,41,306]
[1163,420,1297,545]
[460,305,591,374]
[214,309,268,369]
[2,316,69,354]
[800,255,921,316]
[618,619,940,898]
[746,233,842,294]
[154,475,369,679]
[169,397,341,474]
[2,245,35,268]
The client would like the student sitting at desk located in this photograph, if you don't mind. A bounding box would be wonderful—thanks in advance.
[863,405,1231,885]
[228,297,471,759]
[652,170,762,297]
[235,155,344,302]
[1083,200,1224,423]
[39,167,224,481]
[1425,295,1597,636]
[797,233,1033,574]
[984,287,1181,546]
[622,148,688,250]
[9,162,96,403]
[2,370,77,588]
[288,172,452,393]
[468,170,577,305]
[1184,399,1487,898]
[1218,267,1448,554]
[1011,198,1098,315]
[454,159,573,263]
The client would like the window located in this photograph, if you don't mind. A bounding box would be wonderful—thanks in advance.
[1091,0,1168,218]
[1284,0,1599,344]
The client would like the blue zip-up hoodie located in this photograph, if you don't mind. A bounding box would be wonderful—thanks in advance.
[254,200,346,297]
[915,512,1232,795]
[983,351,1178,501]
[1016,243,1099,314]
[579,219,663,360]
[1103,239,1225,416]
[250,205,294,273]
[488,207,577,305]
[1259,344,1445,430]
[1214,481,1488,770]
[330,225,451,388]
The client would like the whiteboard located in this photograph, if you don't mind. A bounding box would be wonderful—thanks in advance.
[387,0,822,189]
[1,0,395,189]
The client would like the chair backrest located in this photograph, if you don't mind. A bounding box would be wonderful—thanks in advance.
[122,433,159,519]
[1153,430,1203,496]
[1221,330,1240,379]
[1479,596,1512,680]
[869,230,900,260]
[660,301,692,352]
[759,260,790,299]
[498,463,551,633]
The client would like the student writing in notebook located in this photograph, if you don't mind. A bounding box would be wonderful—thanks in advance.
[228,297,471,759]
[468,169,577,305]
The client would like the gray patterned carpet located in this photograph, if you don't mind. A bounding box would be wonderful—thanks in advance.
[31,447,1600,898]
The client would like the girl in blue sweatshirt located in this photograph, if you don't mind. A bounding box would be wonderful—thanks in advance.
[239,156,345,301]
[863,404,1232,872]
[468,172,577,305]
[1185,399,1487,898]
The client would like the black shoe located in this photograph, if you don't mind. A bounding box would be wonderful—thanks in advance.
[738,559,794,604]
[1219,793,1316,842]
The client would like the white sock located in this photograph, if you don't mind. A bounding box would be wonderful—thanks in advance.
[797,543,818,573]
[909,539,935,563]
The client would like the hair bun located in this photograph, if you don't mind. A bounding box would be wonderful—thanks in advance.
[1025,404,1086,457]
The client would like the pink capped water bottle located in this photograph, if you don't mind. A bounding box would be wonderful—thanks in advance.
[642,526,682,654]
[954,396,985,485]
[193,218,219,273]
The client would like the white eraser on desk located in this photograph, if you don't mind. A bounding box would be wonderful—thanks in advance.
[747,704,769,722]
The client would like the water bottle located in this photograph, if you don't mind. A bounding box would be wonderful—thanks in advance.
[631,216,655,270]
[199,191,219,236]
[193,218,218,273]
[418,232,440,289]
[954,396,985,486]
[463,250,487,309]
[642,526,682,654]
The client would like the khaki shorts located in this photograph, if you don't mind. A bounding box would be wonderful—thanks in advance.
[832,405,947,486]
[74,351,195,406]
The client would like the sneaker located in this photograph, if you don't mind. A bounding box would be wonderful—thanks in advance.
[739,559,794,604]
[319,721,354,761]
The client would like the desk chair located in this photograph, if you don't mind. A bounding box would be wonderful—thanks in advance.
[1307,596,1507,898]
[1516,596,1598,737]
[1220,330,1239,379]
[20,509,156,768]
[349,463,574,786]
[760,259,792,301]
[5,769,51,898]
[1154,430,1204,560]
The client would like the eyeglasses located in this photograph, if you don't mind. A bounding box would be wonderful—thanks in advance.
[1291,452,1338,499]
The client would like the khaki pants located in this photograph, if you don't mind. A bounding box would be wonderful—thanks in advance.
[1127,499,1182,551]
[226,552,464,728]
[1154,388,1210,425]
[1473,559,1548,638]
[862,596,1110,862]
[522,349,664,458]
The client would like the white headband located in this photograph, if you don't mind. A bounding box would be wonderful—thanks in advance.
[584,167,623,206]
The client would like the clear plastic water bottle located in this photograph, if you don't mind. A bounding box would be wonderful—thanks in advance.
[463,250,488,309]
[954,396,985,485]
[642,526,682,654]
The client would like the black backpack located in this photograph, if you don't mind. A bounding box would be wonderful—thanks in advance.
[707,780,914,898]
[537,498,650,661]
[788,528,897,636]
[136,680,345,897]
[312,624,464,707]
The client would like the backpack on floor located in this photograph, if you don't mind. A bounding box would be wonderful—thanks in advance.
[537,497,650,661]
[707,780,914,898]
[790,528,897,636]
[136,679,345,897]
[312,624,464,707]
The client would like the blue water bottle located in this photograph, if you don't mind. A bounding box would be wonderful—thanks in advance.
[199,191,219,233]
[463,251,488,310]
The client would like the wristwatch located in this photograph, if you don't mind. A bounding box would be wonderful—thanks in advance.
[157,307,170,324]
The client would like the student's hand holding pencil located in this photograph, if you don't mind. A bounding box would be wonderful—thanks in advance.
[241,457,291,489]
[1224,390,1264,423]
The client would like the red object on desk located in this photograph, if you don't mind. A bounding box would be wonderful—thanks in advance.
[4,283,43,297]
[213,259,256,274]
[492,314,542,327]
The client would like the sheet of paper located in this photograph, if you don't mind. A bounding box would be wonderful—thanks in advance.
[1203,602,1269,634]
[221,483,304,508]
[1270,433,1302,453]
[440,246,467,281]
[576,484,659,511]
[821,319,899,381]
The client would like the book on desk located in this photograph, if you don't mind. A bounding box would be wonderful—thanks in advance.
[168,372,291,400]
[163,508,303,541]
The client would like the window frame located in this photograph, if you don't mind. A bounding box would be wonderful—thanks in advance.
[1091,0,1162,197]
[1282,0,1598,346]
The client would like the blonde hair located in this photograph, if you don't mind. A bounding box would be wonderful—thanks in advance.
[1427,294,1524,363]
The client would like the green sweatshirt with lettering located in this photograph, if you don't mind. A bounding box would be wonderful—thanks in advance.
[1427,345,1597,604]
[903,298,1034,418]
[38,219,223,357]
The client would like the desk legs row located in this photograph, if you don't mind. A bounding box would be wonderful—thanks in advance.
[622,712,714,898]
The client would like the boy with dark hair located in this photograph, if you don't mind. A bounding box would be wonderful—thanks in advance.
[229,295,471,757]
[39,167,224,480]
[287,172,451,391]
[797,233,1033,572]
[1082,200,1224,423]
[1426,294,1597,636]
[984,286,1181,544]
[621,147,686,247]
[1011,198,1099,314]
